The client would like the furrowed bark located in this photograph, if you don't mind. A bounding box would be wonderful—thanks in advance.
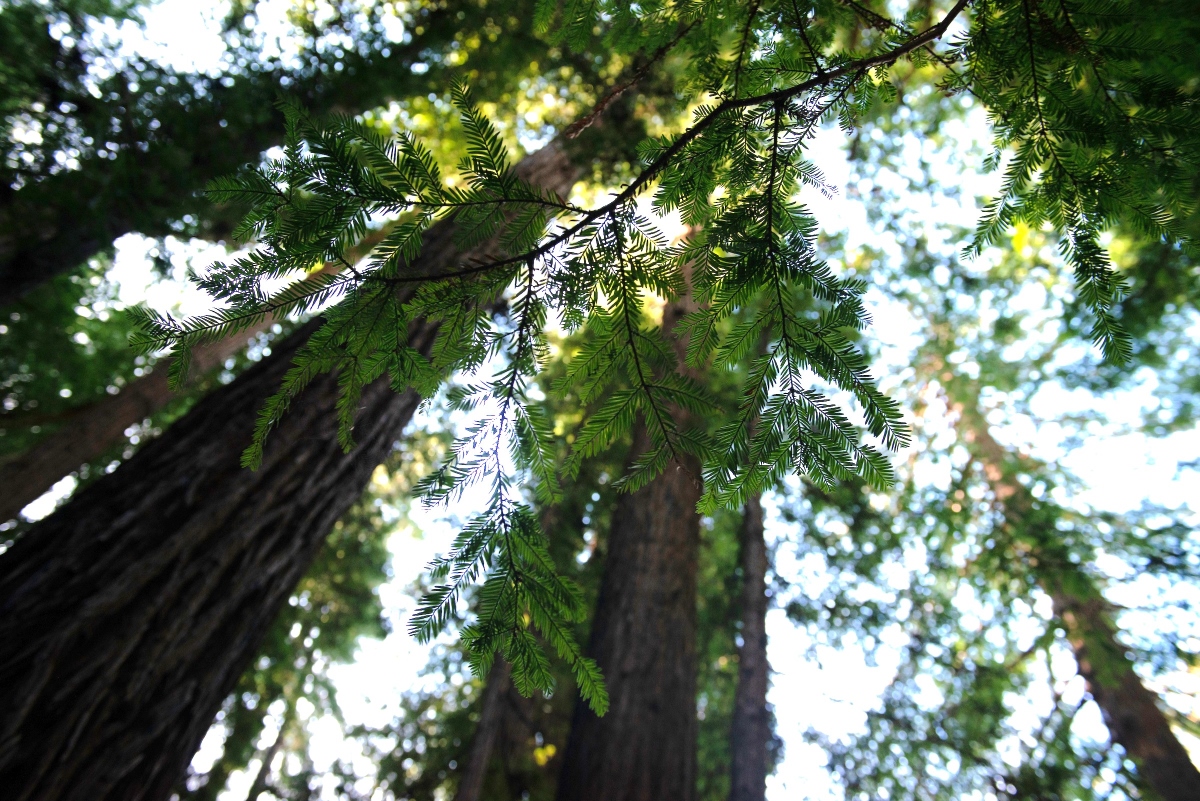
[728,493,771,801]
[0,142,581,801]
[555,289,702,801]
[454,659,514,801]
[0,239,389,525]
[953,396,1200,801]
[0,322,270,522]
[0,314,426,801]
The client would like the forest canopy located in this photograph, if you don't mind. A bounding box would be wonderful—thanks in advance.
[130,0,1200,707]
[1,0,1198,800]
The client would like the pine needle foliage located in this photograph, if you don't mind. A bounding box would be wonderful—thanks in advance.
[133,0,1200,707]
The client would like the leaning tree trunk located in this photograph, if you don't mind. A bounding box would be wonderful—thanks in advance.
[0,315,425,801]
[0,320,272,522]
[555,287,703,801]
[0,238,389,524]
[952,393,1200,801]
[728,493,771,801]
[454,659,514,801]
[0,142,581,801]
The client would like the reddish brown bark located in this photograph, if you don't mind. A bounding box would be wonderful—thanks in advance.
[954,395,1200,801]
[0,142,581,801]
[0,234,388,524]
[454,659,514,801]
[555,289,703,801]
[0,322,270,522]
[728,494,770,801]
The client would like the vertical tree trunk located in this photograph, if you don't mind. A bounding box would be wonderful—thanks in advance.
[953,395,1200,801]
[244,697,295,801]
[728,493,771,801]
[555,289,702,801]
[454,659,514,801]
[0,142,581,801]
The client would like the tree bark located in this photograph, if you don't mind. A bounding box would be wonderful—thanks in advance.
[0,313,426,801]
[953,395,1200,801]
[555,289,703,801]
[0,322,270,522]
[0,142,581,801]
[454,659,514,801]
[728,494,771,801]
[244,697,295,801]
[0,241,388,524]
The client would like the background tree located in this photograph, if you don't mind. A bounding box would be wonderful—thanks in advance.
[0,0,630,305]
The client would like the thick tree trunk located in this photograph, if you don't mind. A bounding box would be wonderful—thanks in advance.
[0,244,388,524]
[728,494,771,801]
[555,290,702,801]
[0,142,581,801]
[454,659,514,801]
[0,315,428,801]
[953,397,1200,801]
[0,322,270,522]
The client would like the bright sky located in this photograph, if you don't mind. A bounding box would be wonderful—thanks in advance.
[30,2,1200,798]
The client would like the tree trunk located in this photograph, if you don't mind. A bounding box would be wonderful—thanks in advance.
[953,396,1200,801]
[244,697,295,801]
[0,142,581,801]
[454,659,513,801]
[0,323,270,522]
[0,314,430,801]
[0,242,388,524]
[555,289,702,801]
[728,493,771,801]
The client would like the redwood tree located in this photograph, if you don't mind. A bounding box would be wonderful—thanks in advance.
[727,494,771,801]
[0,143,580,801]
[0,315,426,801]
[555,289,703,801]
[952,390,1200,801]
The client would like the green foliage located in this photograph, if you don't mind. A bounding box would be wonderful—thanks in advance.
[962,0,1200,362]
[0,258,141,460]
[0,0,634,307]
[786,454,1195,800]
[0,0,140,122]
[134,0,1200,713]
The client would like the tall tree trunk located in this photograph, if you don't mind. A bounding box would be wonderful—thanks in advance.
[0,316,429,801]
[0,142,581,801]
[244,696,296,801]
[0,322,270,522]
[0,241,388,524]
[952,393,1200,801]
[454,659,514,801]
[555,289,702,801]
[728,493,771,801]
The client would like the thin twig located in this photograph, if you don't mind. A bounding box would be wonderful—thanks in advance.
[563,20,698,139]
